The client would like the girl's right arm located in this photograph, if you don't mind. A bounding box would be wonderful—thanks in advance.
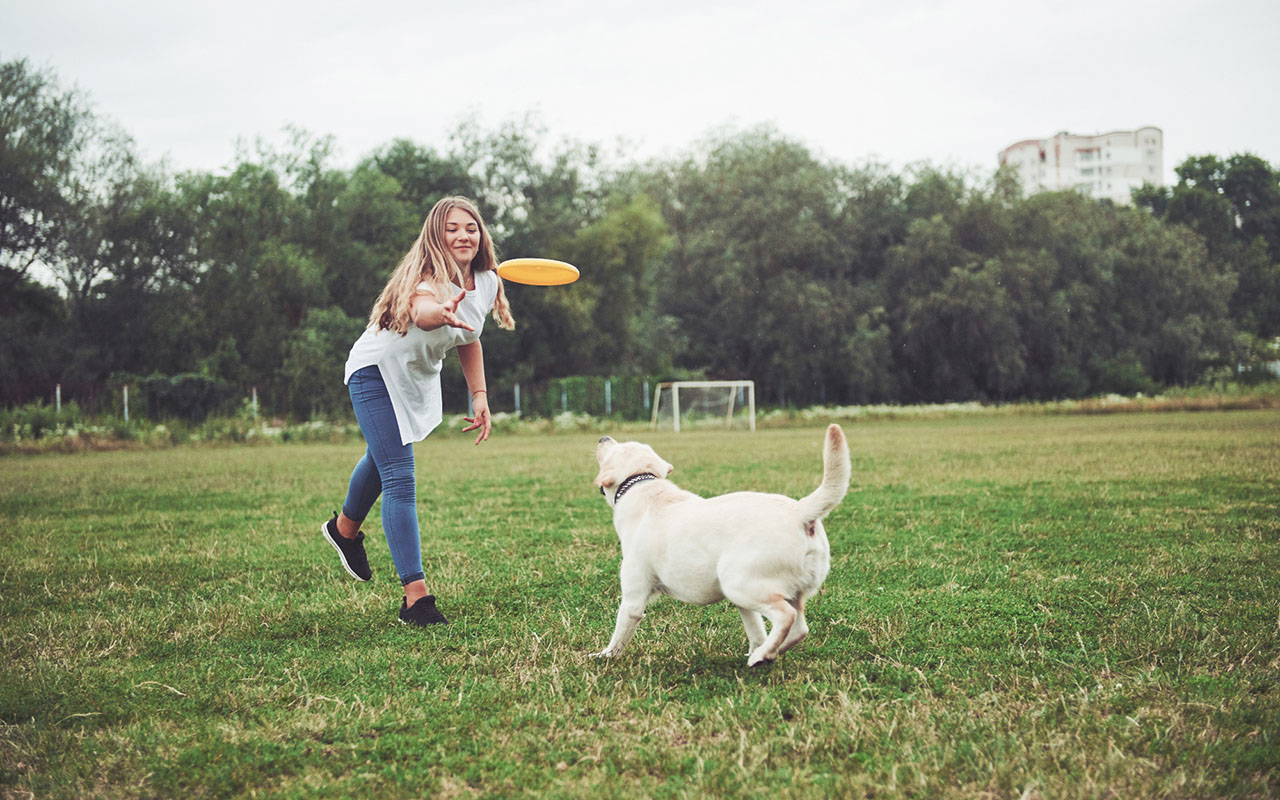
[410,286,474,332]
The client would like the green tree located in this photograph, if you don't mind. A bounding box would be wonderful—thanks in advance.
[0,58,91,276]
[175,160,309,407]
[282,307,368,418]
[366,138,474,215]
[642,127,864,404]
[1136,154,1280,338]
[897,261,1026,401]
[0,267,67,406]
[325,162,419,320]
[1015,192,1236,392]
[563,193,672,374]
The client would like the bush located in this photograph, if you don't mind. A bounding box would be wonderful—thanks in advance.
[138,373,236,422]
[1238,361,1280,385]
[0,400,85,440]
[1093,358,1159,396]
[520,375,667,420]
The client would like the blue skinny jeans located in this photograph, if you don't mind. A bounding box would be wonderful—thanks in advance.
[342,366,424,586]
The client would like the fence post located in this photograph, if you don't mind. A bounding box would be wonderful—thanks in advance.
[644,380,650,412]
[251,386,259,420]
[605,379,612,417]
[561,387,567,413]
[55,384,61,413]
[514,383,521,414]
[123,385,129,423]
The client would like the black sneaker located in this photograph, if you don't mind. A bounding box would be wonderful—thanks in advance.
[321,512,371,582]
[399,595,449,627]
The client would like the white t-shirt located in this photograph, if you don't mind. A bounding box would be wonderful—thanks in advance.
[344,269,499,445]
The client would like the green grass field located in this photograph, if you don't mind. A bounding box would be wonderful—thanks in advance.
[2,411,1278,798]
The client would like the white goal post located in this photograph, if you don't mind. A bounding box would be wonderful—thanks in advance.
[650,380,756,432]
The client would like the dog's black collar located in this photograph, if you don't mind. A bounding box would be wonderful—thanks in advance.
[605,472,659,504]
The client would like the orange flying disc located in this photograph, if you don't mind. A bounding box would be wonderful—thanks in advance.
[496,258,580,286]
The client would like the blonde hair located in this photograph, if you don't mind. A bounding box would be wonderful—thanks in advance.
[368,196,515,334]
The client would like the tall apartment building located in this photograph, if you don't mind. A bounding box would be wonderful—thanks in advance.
[998,126,1163,205]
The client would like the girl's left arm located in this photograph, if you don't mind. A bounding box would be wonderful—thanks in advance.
[457,340,491,445]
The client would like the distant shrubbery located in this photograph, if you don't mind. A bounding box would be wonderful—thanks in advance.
[135,373,237,421]
[4,383,1276,454]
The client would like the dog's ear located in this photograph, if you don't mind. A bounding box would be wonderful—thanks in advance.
[651,457,674,478]
[594,467,616,489]
[635,445,674,479]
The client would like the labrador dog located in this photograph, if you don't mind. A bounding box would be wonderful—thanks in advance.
[592,424,850,666]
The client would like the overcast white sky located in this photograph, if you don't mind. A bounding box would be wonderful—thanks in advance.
[3,0,1279,186]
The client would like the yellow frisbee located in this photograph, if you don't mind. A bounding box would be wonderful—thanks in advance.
[496,258,580,286]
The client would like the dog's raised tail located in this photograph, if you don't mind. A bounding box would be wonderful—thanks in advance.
[797,424,851,524]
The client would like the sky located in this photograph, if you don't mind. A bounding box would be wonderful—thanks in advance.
[3,0,1279,186]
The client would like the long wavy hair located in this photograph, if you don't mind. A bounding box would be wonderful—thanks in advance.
[368,196,515,334]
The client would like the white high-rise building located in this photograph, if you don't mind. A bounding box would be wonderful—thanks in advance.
[998,126,1163,205]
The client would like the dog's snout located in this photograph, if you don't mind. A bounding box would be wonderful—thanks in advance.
[598,436,614,444]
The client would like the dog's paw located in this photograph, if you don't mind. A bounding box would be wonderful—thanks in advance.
[747,649,776,668]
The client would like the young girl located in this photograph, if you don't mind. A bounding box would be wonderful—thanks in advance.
[322,196,514,627]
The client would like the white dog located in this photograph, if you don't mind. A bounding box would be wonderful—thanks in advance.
[592,424,850,666]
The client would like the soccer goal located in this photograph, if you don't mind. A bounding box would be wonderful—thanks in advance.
[650,381,755,432]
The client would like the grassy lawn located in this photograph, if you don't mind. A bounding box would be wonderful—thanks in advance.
[2,411,1277,798]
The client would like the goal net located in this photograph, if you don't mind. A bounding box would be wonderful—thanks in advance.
[650,381,755,432]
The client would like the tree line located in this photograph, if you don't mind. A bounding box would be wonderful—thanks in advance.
[3,57,1279,419]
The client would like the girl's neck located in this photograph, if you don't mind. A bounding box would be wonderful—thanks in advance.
[456,263,474,290]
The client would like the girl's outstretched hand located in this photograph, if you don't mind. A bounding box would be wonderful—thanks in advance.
[412,289,474,332]
[463,393,491,445]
